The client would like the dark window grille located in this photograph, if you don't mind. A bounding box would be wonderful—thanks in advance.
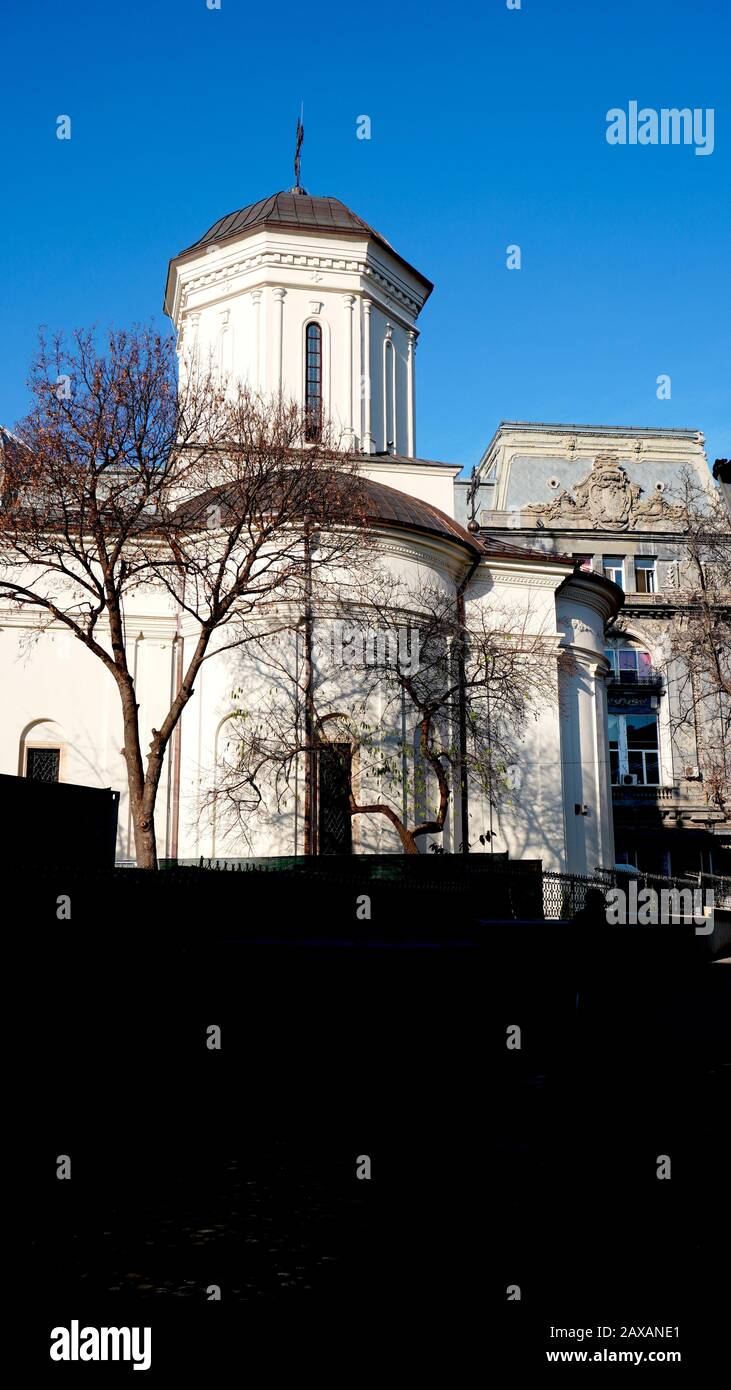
[318,743,353,854]
[305,323,322,442]
[26,747,60,782]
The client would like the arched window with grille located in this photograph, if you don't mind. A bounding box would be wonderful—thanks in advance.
[304,322,322,441]
[383,337,396,453]
[19,718,66,782]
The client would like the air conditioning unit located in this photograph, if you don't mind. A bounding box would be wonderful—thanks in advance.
[622,774,639,786]
[685,765,702,780]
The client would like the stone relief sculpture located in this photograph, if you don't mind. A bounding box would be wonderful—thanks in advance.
[523,454,684,530]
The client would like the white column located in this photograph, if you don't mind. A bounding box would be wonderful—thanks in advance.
[362,298,373,453]
[407,330,416,457]
[343,294,356,445]
[273,288,286,397]
[189,312,200,362]
[251,289,262,390]
[219,308,230,383]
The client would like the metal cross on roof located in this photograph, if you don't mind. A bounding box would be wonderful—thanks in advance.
[466,465,480,528]
[294,104,305,193]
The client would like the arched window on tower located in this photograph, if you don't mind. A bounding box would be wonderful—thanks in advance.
[304,322,322,441]
[384,338,396,453]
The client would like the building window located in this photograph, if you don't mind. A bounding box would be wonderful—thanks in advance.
[304,322,322,441]
[573,553,593,572]
[26,747,60,782]
[603,555,624,588]
[634,557,656,593]
[608,713,660,785]
[604,646,653,684]
[384,338,396,453]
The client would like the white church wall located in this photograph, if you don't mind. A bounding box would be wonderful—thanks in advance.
[1,621,126,853]
[358,459,458,517]
[174,610,414,861]
[170,530,467,861]
[0,583,187,862]
[462,564,569,867]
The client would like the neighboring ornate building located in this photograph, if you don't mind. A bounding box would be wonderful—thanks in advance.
[3,188,726,876]
[456,423,731,877]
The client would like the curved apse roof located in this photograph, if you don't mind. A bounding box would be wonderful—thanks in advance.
[358,477,485,554]
[172,472,574,566]
[172,474,480,551]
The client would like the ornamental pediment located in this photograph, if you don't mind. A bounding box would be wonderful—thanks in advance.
[523,454,684,531]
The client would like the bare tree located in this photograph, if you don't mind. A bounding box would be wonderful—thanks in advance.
[0,327,369,867]
[209,564,558,856]
[666,466,731,813]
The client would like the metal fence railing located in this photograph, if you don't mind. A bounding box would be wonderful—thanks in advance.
[542,867,731,920]
[542,872,607,920]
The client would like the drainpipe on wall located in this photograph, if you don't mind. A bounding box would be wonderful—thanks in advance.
[456,551,482,855]
[169,623,184,863]
[126,630,144,859]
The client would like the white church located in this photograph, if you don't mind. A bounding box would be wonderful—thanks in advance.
[5,182,710,875]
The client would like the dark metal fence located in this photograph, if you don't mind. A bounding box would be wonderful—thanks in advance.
[542,871,603,920]
[542,866,730,920]
[115,853,729,925]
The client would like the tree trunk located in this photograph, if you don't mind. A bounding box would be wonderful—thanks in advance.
[117,669,159,870]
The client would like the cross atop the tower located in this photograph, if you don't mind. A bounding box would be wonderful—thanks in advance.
[293,105,305,193]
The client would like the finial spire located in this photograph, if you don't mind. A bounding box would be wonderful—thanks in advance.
[293,103,305,194]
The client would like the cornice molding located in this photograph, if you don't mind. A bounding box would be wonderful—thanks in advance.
[477,568,561,590]
[0,610,180,640]
[173,237,424,327]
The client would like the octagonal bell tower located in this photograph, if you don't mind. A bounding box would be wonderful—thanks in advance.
[164,189,432,456]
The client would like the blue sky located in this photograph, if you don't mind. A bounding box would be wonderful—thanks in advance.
[1,0,729,473]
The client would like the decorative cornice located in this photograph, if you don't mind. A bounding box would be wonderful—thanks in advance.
[372,534,467,584]
[478,421,706,472]
[173,241,424,324]
[478,569,561,590]
[0,610,180,640]
[522,454,685,532]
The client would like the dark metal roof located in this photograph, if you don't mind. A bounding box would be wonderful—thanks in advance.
[358,478,485,554]
[187,191,393,253]
[172,471,575,564]
[167,191,433,299]
[171,473,477,549]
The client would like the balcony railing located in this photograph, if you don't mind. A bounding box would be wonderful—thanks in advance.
[612,783,678,801]
[607,669,664,690]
